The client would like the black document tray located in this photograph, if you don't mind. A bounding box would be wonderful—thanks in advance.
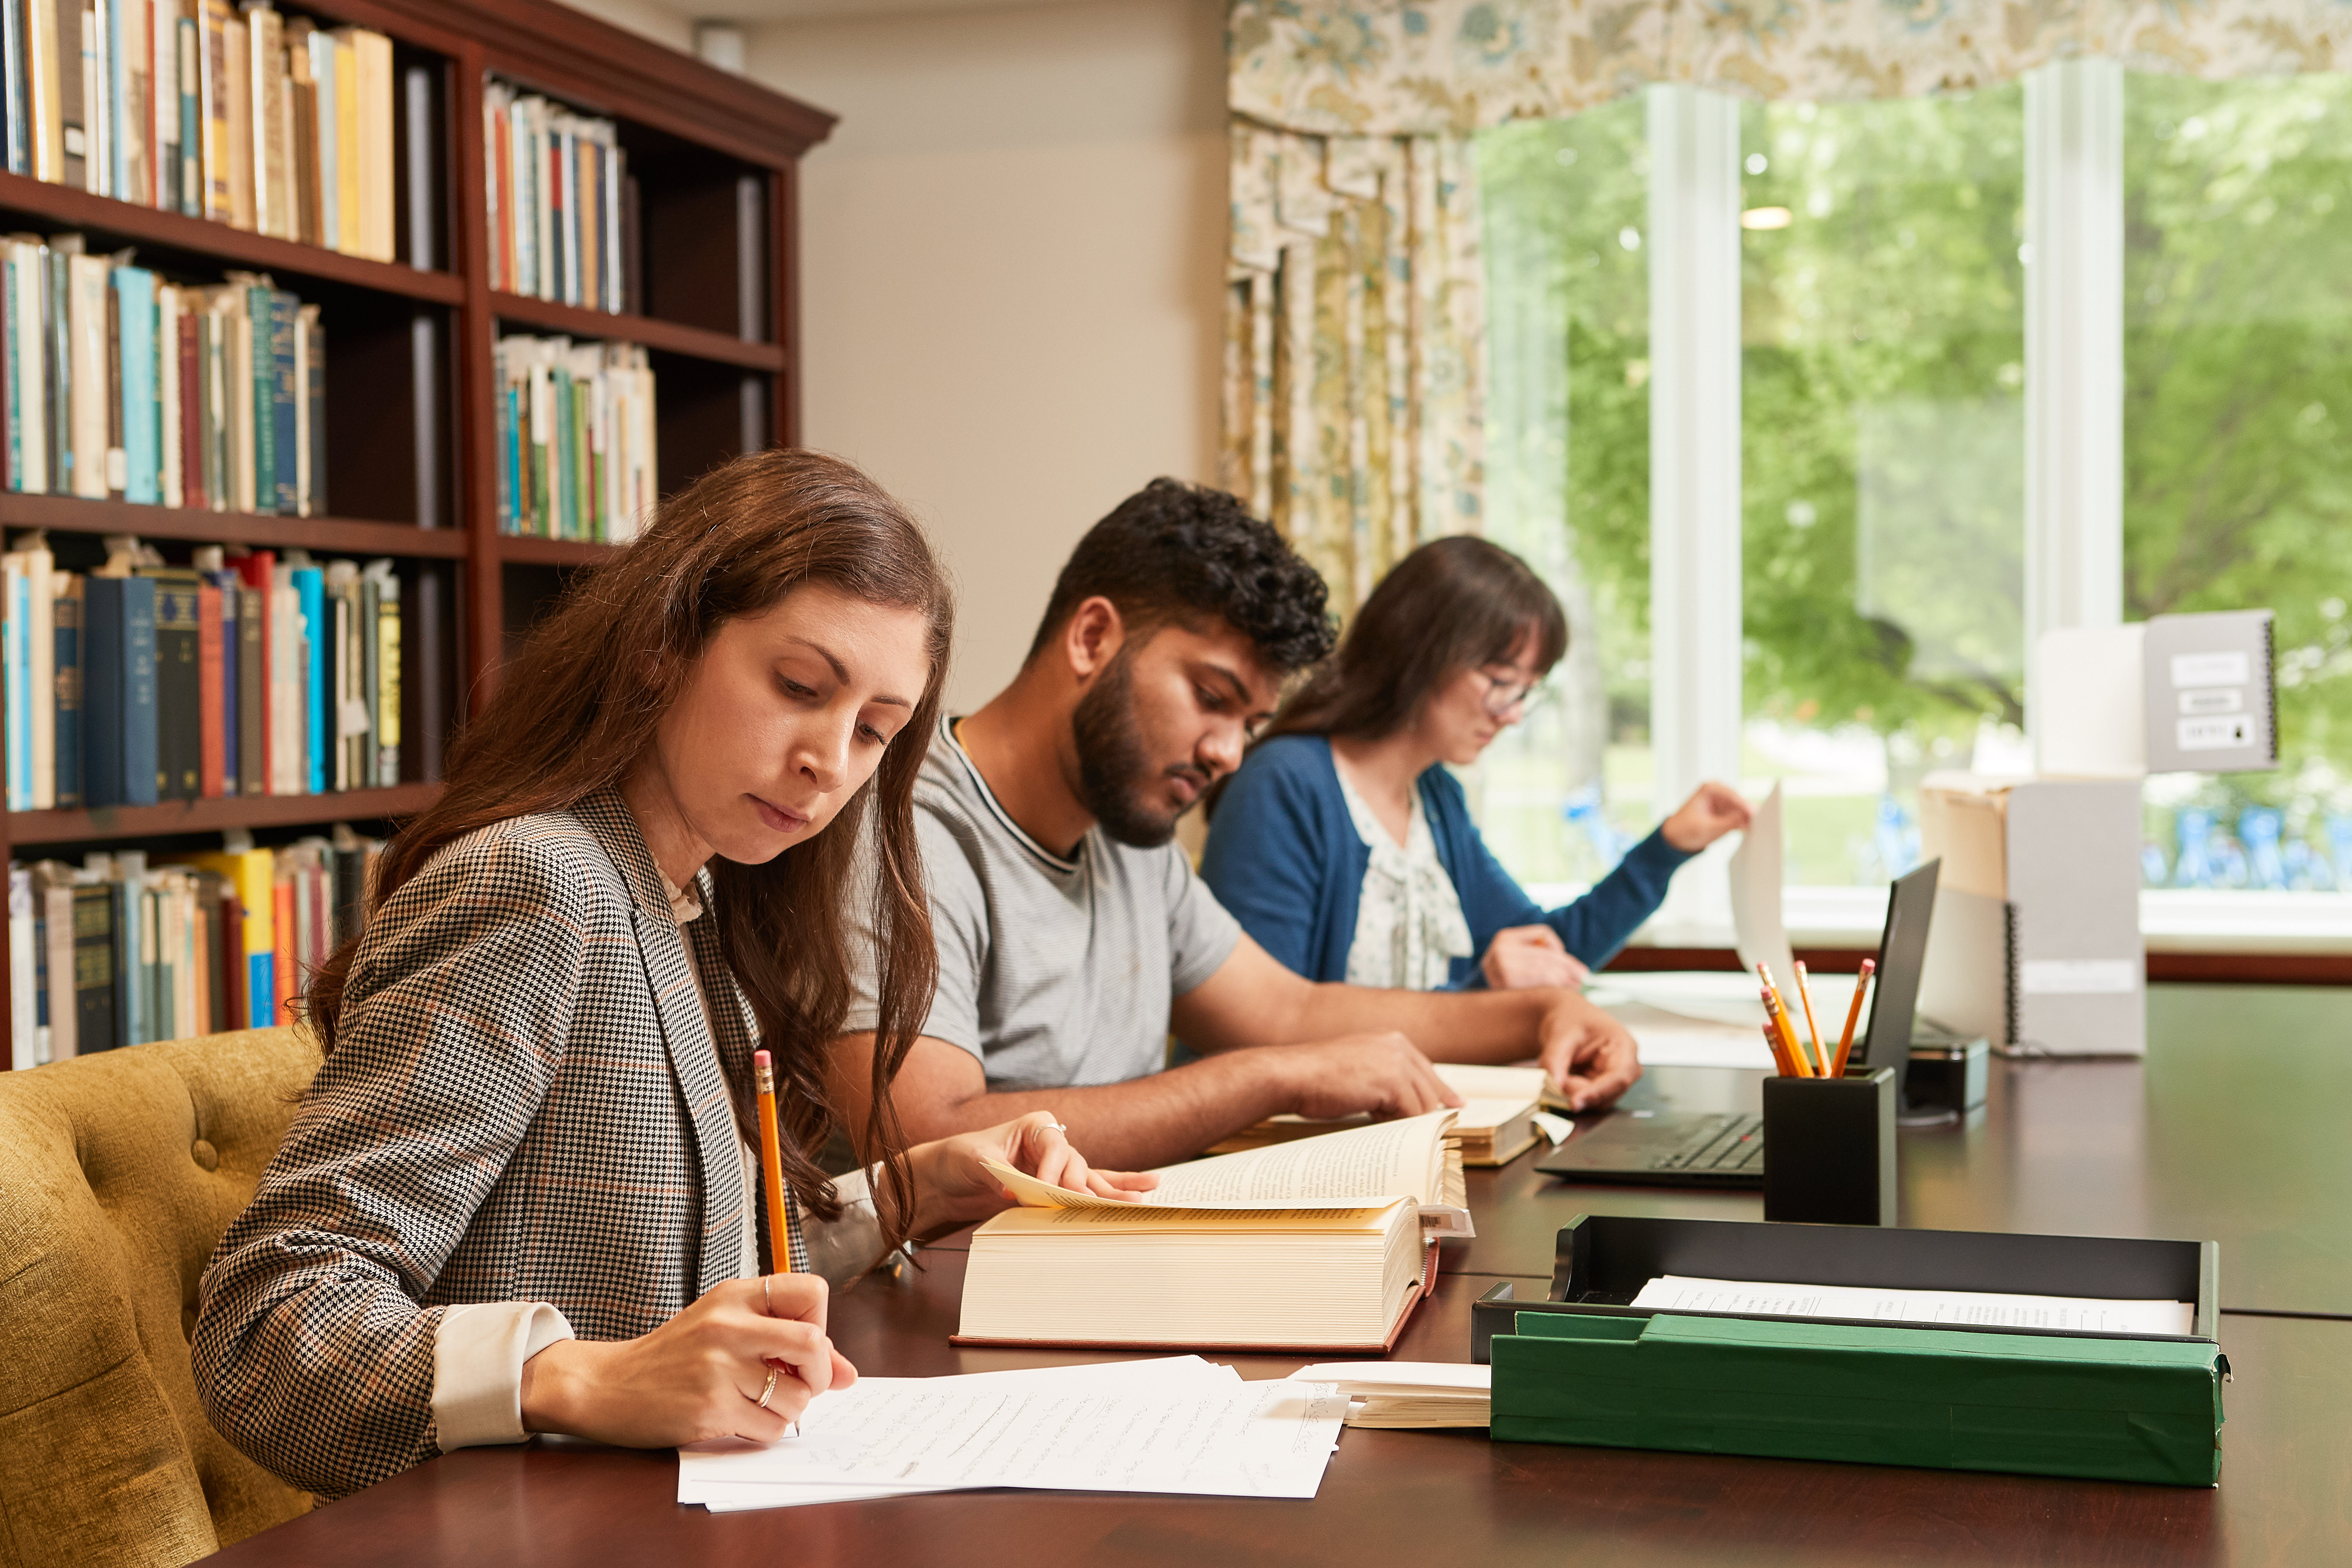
[1472,1215,2220,1364]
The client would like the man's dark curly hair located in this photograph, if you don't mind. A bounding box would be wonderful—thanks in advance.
[1026,479,1337,673]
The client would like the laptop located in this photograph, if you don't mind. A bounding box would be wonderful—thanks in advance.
[1534,859,1943,1189]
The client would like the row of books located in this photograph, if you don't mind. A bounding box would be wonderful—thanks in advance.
[3,240,326,515]
[493,334,655,542]
[4,827,378,1066]
[0,1,399,260]
[1,534,400,809]
[482,80,629,313]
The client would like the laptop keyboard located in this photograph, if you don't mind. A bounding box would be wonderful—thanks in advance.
[1647,1114,1765,1173]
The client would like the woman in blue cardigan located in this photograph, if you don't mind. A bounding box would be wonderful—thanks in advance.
[1201,536,1750,992]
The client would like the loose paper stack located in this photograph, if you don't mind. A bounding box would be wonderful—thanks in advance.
[677,1356,1347,1511]
[1288,1361,1492,1428]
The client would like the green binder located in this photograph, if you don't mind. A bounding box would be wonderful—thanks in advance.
[1491,1310,2224,1487]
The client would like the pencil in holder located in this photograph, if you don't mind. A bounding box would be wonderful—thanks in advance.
[1762,1065,1898,1227]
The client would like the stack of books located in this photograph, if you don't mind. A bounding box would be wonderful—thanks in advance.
[1,534,401,809]
[6,823,380,1067]
[492,334,655,542]
[482,81,630,313]
[2,240,327,515]
[2,3,398,260]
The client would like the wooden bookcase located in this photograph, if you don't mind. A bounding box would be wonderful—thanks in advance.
[0,0,836,1061]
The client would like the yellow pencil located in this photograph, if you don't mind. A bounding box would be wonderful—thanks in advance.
[1792,960,1828,1076]
[1832,958,1876,1078]
[1759,974,1811,1077]
[753,1049,793,1274]
[1760,1021,1799,1077]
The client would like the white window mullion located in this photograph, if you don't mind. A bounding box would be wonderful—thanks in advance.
[1645,83,1745,824]
[2024,59,2127,766]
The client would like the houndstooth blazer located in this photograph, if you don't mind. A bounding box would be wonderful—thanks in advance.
[192,789,819,1499]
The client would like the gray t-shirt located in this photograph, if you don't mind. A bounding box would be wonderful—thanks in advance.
[845,715,1241,1090]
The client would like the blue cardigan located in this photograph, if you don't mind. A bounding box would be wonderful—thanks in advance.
[1199,735,1691,988]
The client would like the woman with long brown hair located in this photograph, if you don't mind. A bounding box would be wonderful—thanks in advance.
[194,450,1145,1501]
[1201,535,1750,993]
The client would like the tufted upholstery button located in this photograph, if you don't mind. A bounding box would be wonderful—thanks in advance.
[191,1139,219,1172]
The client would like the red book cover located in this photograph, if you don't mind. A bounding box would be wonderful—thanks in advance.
[273,879,296,1026]
[196,583,225,796]
[233,551,275,792]
[179,311,201,504]
[221,892,246,1031]
[495,109,514,288]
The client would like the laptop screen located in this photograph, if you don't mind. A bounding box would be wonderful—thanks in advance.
[1854,859,1942,1068]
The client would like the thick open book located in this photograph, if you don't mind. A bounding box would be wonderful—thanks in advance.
[1206,1064,1550,1167]
[958,1111,1460,1352]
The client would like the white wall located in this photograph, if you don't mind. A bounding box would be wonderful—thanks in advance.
[743,0,1229,708]
[549,0,692,53]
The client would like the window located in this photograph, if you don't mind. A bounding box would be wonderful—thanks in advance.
[2125,74,2352,892]
[1739,91,2026,887]
[1476,98,1654,885]
[1475,68,2352,940]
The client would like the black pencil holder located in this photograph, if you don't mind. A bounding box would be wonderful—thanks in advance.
[1762,1066,1898,1226]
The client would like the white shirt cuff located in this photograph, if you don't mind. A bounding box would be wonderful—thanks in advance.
[432,1301,577,1452]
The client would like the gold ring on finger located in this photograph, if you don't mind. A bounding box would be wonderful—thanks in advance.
[757,1366,779,1410]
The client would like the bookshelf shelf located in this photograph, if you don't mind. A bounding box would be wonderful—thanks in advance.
[496,536,621,567]
[490,293,785,371]
[10,784,445,847]
[0,496,470,559]
[0,172,466,305]
[2,0,833,1067]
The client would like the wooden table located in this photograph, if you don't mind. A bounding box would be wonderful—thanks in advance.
[206,1249,2347,1567]
[204,983,2352,1565]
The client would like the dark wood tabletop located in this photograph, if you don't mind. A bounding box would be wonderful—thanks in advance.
[206,1247,2346,1568]
[202,982,2352,1565]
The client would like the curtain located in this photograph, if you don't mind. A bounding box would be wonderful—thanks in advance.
[1224,0,2351,605]
[1222,124,1485,614]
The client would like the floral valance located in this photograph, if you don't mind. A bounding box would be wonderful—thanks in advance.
[1229,0,2352,137]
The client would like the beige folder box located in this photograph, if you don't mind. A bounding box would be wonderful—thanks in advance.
[1917,774,2145,1058]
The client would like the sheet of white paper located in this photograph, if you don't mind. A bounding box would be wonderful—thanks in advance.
[986,1109,1455,1213]
[679,1357,1240,1510]
[1727,782,1797,992]
[680,1376,1345,1507]
[1632,1275,2196,1336]
[1287,1361,1491,1393]
[1530,1111,1573,1145]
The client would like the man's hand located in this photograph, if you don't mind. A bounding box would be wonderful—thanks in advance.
[1662,781,1754,852]
[1480,925,1591,992]
[909,1110,1158,1235]
[1533,995,1641,1111]
[1270,1033,1464,1122]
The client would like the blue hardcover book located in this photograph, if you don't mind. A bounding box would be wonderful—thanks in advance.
[247,951,272,1031]
[84,576,159,807]
[53,578,81,807]
[110,0,132,199]
[179,19,201,217]
[113,268,160,504]
[2,0,25,177]
[270,292,298,515]
[7,565,28,810]
[214,573,238,796]
[294,566,324,794]
[247,283,276,515]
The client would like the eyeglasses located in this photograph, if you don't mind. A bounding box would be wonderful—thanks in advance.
[1478,670,1550,719]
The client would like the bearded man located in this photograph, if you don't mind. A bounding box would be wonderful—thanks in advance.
[828,479,1644,1171]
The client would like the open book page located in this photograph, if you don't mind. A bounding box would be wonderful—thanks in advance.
[979,1201,1407,1236]
[1432,1063,1549,1102]
[1632,1276,2196,1336]
[986,1108,1456,1213]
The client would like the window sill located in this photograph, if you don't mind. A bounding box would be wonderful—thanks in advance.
[1526,883,2352,960]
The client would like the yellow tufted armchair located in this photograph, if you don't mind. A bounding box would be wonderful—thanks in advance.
[0,1028,321,1567]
